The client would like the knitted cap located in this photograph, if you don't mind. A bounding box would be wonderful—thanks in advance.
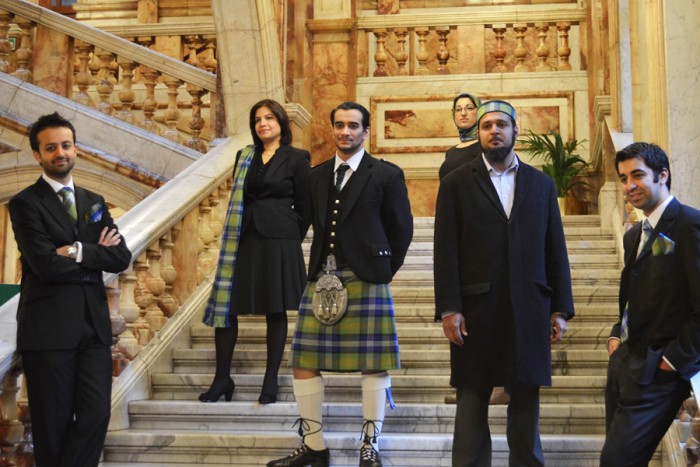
[476,100,517,125]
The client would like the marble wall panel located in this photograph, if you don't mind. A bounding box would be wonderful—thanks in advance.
[360,0,576,8]
[370,92,573,154]
[406,178,439,217]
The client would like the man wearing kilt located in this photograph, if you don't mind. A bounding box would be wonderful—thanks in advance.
[267,101,413,467]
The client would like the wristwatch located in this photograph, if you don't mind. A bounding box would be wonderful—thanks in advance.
[67,244,78,259]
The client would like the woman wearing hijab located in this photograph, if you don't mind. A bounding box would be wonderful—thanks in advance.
[438,92,482,180]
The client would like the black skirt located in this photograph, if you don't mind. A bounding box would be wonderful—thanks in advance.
[228,225,307,316]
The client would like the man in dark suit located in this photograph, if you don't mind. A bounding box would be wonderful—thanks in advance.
[9,112,132,466]
[434,100,575,466]
[267,102,413,467]
[600,142,700,466]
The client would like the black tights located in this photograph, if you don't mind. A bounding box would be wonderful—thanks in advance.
[208,312,288,397]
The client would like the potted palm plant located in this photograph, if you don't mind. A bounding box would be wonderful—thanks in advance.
[519,130,589,215]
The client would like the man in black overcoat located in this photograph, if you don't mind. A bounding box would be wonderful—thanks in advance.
[9,112,131,466]
[434,100,575,466]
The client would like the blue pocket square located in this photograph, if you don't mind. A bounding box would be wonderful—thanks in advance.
[84,203,103,223]
[652,233,675,256]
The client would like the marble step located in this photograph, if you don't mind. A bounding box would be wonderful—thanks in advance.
[390,268,620,286]
[389,285,619,304]
[171,348,608,376]
[102,431,611,466]
[125,401,605,435]
[409,215,603,228]
[150,374,606,405]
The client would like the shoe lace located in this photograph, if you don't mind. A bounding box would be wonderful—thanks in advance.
[360,444,379,461]
[292,417,323,445]
[359,419,381,445]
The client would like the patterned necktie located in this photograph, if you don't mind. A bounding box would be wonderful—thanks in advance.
[58,187,77,223]
[335,163,350,192]
[620,220,654,342]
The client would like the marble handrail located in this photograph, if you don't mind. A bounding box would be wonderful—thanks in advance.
[1,0,216,92]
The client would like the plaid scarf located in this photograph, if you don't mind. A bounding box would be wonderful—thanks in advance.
[203,144,256,327]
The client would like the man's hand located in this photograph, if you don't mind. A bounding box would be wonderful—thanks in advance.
[607,338,621,356]
[550,313,567,343]
[442,312,468,346]
[98,227,122,247]
[56,245,73,257]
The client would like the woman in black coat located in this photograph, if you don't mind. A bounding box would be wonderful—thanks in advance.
[201,99,311,404]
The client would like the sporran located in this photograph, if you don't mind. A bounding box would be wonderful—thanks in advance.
[312,255,348,325]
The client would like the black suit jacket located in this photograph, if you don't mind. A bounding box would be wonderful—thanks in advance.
[9,177,132,350]
[240,145,311,240]
[307,153,413,284]
[610,198,700,383]
[434,156,574,387]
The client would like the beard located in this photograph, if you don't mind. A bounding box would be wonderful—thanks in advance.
[480,136,515,164]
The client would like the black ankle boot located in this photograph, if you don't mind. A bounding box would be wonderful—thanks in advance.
[259,373,279,404]
[198,377,234,402]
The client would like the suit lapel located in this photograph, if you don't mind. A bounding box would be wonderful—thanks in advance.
[265,145,289,180]
[472,159,508,220]
[74,186,93,237]
[315,161,334,230]
[636,198,680,263]
[339,153,372,224]
[36,178,76,236]
[509,162,531,219]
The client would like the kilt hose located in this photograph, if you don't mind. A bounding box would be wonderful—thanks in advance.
[289,268,400,371]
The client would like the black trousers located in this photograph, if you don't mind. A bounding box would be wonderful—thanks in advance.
[453,384,543,467]
[22,318,112,467]
[601,344,690,466]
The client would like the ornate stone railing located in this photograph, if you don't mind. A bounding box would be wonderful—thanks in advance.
[356,7,587,77]
[0,0,218,152]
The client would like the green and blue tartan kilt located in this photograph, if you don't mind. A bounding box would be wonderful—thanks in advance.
[289,268,400,371]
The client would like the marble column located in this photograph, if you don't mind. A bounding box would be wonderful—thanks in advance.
[307,0,355,165]
[627,0,700,206]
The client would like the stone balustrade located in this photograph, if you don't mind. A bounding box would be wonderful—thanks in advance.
[0,0,218,152]
[357,8,585,77]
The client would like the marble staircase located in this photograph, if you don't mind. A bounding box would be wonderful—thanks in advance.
[102,215,635,466]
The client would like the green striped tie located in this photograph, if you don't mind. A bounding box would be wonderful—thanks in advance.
[58,187,77,223]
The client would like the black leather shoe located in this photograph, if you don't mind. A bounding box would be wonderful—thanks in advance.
[267,444,330,467]
[258,394,277,404]
[359,444,382,467]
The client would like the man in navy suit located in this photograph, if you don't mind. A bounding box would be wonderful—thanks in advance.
[9,112,132,466]
[434,100,574,466]
[601,142,700,466]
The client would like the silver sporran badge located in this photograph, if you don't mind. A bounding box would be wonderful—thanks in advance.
[312,255,348,325]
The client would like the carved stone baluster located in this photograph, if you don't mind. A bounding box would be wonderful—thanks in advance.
[492,24,507,72]
[198,200,216,283]
[0,369,24,465]
[73,40,94,107]
[513,23,529,72]
[0,11,11,73]
[185,84,208,153]
[144,244,167,332]
[118,265,141,359]
[159,231,179,318]
[414,27,429,76]
[116,56,136,124]
[140,65,160,134]
[132,254,154,346]
[202,35,218,73]
[95,48,116,115]
[16,378,33,467]
[435,27,451,75]
[107,284,129,377]
[184,34,204,69]
[373,29,389,77]
[394,28,408,76]
[162,75,182,143]
[11,16,34,82]
[556,22,572,71]
[535,22,553,71]
[208,192,224,244]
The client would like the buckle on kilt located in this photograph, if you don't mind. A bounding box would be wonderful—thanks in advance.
[312,255,348,325]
